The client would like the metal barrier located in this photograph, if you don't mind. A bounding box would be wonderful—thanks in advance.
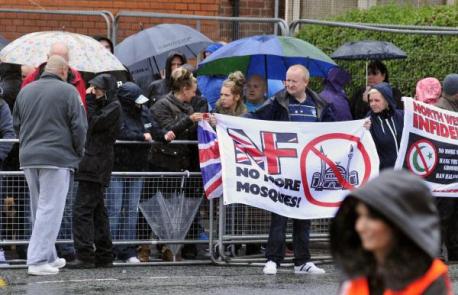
[113,11,289,45]
[289,19,458,36]
[0,139,330,268]
[0,8,114,39]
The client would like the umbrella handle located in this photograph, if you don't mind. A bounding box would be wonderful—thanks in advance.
[365,60,368,88]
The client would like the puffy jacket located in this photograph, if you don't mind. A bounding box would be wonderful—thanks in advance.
[368,82,404,170]
[150,92,196,171]
[244,88,335,122]
[21,62,87,110]
[114,82,166,171]
[146,51,187,105]
[332,170,451,295]
[75,74,121,186]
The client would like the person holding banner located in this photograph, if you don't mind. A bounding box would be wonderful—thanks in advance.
[366,82,404,170]
[245,64,333,275]
[435,73,458,262]
[331,170,452,295]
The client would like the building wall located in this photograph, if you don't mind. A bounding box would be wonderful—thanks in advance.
[0,0,277,43]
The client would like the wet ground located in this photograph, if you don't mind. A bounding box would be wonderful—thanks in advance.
[1,262,458,295]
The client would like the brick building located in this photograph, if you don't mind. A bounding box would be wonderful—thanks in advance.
[0,0,279,44]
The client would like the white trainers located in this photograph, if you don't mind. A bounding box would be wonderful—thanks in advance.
[263,260,277,275]
[126,256,141,263]
[28,263,59,276]
[0,249,8,267]
[50,258,66,269]
[294,262,326,274]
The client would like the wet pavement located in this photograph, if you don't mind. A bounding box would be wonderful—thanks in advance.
[1,262,458,295]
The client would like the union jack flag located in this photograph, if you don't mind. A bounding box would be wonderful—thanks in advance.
[227,128,265,169]
[198,121,223,199]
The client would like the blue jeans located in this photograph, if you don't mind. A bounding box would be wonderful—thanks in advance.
[106,177,143,259]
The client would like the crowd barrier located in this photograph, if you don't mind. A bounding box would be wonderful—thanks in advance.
[0,140,331,268]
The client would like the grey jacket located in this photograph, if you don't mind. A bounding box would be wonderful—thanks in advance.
[0,99,15,162]
[13,72,87,169]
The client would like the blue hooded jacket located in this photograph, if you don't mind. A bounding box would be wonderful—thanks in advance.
[369,82,404,170]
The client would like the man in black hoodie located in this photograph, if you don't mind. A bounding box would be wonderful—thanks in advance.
[146,51,187,105]
[69,74,121,269]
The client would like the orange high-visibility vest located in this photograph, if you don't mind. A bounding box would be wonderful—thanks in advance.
[341,259,453,295]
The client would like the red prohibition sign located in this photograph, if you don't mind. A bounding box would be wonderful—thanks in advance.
[406,139,438,178]
[300,133,372,208]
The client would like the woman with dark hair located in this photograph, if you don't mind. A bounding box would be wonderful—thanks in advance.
[350,60,403,119]
[331,170,452,295]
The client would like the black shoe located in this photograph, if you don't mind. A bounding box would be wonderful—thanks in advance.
[95,260,113,268]
[66,258,95,269]
[61,253,76,262]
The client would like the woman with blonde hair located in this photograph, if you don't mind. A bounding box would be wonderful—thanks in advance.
[214,71,247,116]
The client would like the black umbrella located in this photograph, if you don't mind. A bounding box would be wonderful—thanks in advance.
[115,23,212,90]
[331,40,407,85]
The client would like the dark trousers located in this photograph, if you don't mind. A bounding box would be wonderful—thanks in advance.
[72,181,113,263]
[265,213,311,266]
[436,197,458,258]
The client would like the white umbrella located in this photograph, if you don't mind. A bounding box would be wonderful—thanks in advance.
[0,31,126,73]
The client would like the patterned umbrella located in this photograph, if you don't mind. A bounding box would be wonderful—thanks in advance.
[0,31,126,73]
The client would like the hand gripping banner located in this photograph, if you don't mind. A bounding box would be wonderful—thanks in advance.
[395,98,458,197]
[215,114,380,220]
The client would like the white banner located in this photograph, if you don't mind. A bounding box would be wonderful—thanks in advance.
[395,97,458,197]
[215,114,380,219]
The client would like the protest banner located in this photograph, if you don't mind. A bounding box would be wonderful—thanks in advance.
[395,97,458,197]
[214,114,379,219]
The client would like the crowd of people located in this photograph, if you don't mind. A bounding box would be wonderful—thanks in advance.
[0,33,456,293]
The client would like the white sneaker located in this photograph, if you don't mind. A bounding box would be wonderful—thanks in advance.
[294,262,326,274]
[50,258,66,269]
[28,263,59,276]
[263,260,277,275]
[0,249,8,267]
[126,256,141,263]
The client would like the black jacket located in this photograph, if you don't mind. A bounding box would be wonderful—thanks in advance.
[244,88,335,122]
[0,63,21,111]
[114,82,166,171]
[146,51,187,105]
[150,93,196,171]
[75,74,121,186]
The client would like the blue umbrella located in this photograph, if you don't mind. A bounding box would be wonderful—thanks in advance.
[197,35,337,80]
